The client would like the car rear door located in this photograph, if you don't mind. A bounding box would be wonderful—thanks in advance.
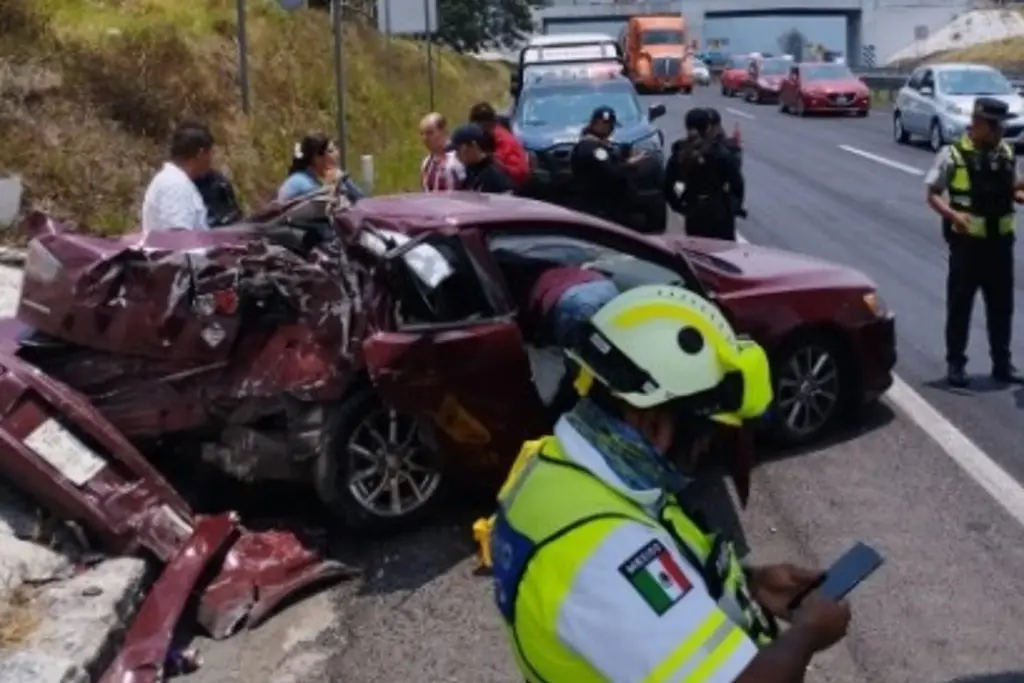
[360,228,548,469]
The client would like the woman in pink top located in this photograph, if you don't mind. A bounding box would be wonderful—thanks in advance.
[419,113,466,192]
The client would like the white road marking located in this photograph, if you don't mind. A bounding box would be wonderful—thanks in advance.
[726,107,755,120]
[735,233,1024,527]
[838,144,925,176]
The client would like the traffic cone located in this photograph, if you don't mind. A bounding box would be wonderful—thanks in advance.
[731,122,742,147]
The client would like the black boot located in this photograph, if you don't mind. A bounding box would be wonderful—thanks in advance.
[947,363,969,388]
[992,363,1024,384]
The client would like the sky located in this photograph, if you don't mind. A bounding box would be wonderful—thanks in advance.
[544,15,848,55]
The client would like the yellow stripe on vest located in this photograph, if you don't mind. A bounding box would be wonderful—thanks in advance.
[640,608,748,683]
[686,628,748,683]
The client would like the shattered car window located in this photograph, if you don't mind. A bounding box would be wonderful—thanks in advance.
[357,228,454,289]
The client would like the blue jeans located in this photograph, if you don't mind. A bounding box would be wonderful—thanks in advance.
[549,280,620,348]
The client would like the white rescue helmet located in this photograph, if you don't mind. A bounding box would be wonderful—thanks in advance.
[566,285,773,423]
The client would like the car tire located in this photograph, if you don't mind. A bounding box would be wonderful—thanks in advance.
[767,333,851,447]
[856,108,869,118]
[314,387,444,535]
[681,86,693,95]
[893,111,909,143]
[929,119,944,152]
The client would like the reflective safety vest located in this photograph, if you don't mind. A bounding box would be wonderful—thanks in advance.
[491,435,777,683]
[948,136,1016,239]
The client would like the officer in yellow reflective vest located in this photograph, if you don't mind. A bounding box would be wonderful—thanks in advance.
[488,285,851,683]
[925,96,1024,387]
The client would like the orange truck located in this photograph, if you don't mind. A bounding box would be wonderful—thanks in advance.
[621,14,693,94]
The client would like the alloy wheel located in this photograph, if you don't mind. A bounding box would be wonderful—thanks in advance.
[345,408,441,518]
[775,344,841,439]
[930,122,944,152]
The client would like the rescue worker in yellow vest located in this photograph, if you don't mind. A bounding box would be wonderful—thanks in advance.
[489,285,851,683]
[925,96,1024,387]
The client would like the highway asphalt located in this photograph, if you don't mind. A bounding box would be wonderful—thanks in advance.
[185,89,1024,683]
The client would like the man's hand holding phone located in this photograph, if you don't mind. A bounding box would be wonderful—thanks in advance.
[791,591,851,653]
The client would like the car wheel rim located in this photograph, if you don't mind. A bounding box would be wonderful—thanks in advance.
[345,408,441,518]
[775,345,840,438]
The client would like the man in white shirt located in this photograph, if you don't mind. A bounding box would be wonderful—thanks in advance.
[141,122,216,233]
[419,112,465,192]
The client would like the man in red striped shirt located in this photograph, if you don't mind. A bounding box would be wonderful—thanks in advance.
[419,112,466,192]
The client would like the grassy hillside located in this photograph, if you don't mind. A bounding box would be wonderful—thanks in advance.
[931,36,1024,71]
[0,0,509,234]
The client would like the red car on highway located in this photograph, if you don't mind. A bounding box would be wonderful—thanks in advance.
[8,193,895,534]
[720,54,753,97]
[779,61,871,116]
[357,193,895,495]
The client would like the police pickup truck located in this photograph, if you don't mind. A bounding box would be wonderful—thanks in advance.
[510,69,668,233]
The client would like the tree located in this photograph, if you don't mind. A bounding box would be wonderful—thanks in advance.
[777,27,807,61]
[434,0,544,53]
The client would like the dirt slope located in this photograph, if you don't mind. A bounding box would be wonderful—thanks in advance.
[0,0,509,234]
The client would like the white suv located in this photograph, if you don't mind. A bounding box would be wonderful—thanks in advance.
[893,63,1024,151]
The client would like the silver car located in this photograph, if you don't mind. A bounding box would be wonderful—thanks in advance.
[692,58,710,86]
[893,63,1024,151]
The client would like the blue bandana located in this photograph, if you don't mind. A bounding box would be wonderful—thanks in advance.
[565,398,690,493]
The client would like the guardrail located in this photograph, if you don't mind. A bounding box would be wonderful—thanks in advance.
[854,69,1024,101]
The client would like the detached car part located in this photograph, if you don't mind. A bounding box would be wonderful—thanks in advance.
[0,351,354,680]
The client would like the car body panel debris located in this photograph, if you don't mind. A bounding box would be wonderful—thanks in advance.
[0,348,354,680]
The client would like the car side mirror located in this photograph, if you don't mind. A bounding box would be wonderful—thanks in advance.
[648,103,667,121]
[920,85,934,97]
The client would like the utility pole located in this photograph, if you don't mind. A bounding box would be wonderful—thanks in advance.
[332,0,348,167]
[236,0,250,114]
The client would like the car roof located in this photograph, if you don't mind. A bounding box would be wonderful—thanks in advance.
[527,33,616,46]
[343,192,625,235]
[927,62,1000,72]
[521,73,634,93]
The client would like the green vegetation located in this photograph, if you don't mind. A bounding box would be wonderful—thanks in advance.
[929,36,1024,72]
[0,0,509,234]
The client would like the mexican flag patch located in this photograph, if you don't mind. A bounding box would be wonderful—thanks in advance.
[619,539,693,615]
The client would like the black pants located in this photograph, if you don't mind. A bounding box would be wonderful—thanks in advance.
[945,237,1015,368]
[685,215,736,241]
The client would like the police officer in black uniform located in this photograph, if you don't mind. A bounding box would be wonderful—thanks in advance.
[663,108,745,240]
[925,97,1023,387]
[569,106,646,226]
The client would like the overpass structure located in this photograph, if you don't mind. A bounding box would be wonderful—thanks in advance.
[534,0,981,67]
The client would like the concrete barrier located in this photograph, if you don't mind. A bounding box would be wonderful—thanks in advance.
[0,177,23,229]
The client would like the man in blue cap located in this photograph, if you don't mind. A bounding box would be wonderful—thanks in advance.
[569,106,647,228]
[925,96,1024,386]
[449,123,515,194]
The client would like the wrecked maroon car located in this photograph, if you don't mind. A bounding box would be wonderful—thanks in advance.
[1,191,895,536]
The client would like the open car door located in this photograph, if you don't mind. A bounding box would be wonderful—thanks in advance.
[361,228,549,475]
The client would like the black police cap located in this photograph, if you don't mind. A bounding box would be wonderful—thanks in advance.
[973,96,1014,122]
[590,106,619,126]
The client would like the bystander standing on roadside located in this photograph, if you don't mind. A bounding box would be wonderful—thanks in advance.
[450,124,515,194]
[419,112,465,192]
[278,133,365,203]
[469,102,530,188]
[140,121,215,234]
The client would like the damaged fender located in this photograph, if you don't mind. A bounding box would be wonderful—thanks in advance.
[0,351,355,672]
